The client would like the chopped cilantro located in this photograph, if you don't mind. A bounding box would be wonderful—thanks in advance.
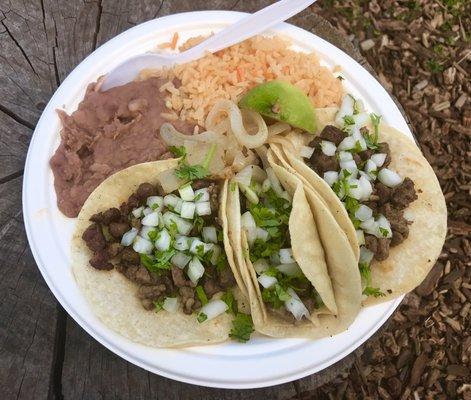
[250,238,283,262]
[275,284,291,302]
[368,113,382,148]
[197,312,208,323]
[221,290,238,315]
[359,261,385,297]
[141,249,176,274]
[168,221,178,238]
[169,145,187,158]
[343,115,355,125]
[175,163,209,181]
[229,313,254,343]
[153,298,164,312]
[195,286,208,306]
[351,140,363,153]
[194,192,203,202]
[147,230,158,241]
[379,227,389,237]
[193,216,204,233]
[215,252,228,272]
[230,182,237,192]
[196,244,213,264]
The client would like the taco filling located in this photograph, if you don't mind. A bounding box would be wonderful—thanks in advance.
[236,167,323,323]
[81,178,237,322]
[302,95,418,296]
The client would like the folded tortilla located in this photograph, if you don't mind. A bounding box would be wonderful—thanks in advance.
[227,154,362,338]
[279,112,447,304]
[71,160,247,347]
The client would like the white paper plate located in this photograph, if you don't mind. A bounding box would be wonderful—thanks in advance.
[23,11,408,389]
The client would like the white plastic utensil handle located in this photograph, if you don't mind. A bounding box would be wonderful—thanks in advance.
[177,0,318,64]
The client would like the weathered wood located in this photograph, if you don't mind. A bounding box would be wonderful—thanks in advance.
[0,176,59,400]
[0,1,389,399]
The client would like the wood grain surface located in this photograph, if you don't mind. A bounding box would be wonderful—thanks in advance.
[0,1,386,399]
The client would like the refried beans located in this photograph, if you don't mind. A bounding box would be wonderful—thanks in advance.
[50,77,193,217]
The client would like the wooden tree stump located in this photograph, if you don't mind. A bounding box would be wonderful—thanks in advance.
[0,2,400,399]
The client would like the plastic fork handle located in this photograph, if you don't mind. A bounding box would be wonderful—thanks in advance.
[177,0,317,64]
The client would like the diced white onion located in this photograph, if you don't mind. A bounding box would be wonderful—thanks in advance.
[194,188,209,202]
[340,159,357,174]
[187,257,205,284]
[178,184,194,201]
[348,178,363,200]
[132,236,153,254]
[174,235,190,251]
[162,297,179,313]
[141,211,160,227]
[376,214,393,238]
[171,252,191,269]
[190,238,206,254]
[338,136,356,151]
[142,207,153,216]
[140,225,157,239]
[121,228,138,246]
[321,140,337,156]
[256,227,269,242]
[239,183,259,204]
[131,206,144,218]
[352,112,370,128]
[198,299,228,322]
[147,196,163,211]
[180,201,196,219]
[371,153,387,167]
[174,199,183,213]
[195,201,211,216]
[356,230,365,245]
[335,95,355,126]
[339,151,353,161]
[233,165,253,187]
[364,159,378,177]
[155,228,171,251]
[276,263,302,277]
[360,246,374,264]
[360,217,379,235]
[266,167,284,196]
[261,178,271,192]
[241,211,257,245]
[323,171,339,186]
[358,175,373,200]
[355,204,373,221]
[162,211,193,235]
[258,274,278,289]
[163,194,180,208]
[285,288,310,321]
[253,259,269,275]
[378,168,403,188]
[202,226,218,243]
[300,145,315,158]
[279,248,295,264]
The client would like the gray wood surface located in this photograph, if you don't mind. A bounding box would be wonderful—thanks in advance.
[0,1,375,399]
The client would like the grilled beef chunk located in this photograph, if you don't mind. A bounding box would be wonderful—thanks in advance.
[375,183,392,206]
[204,279,221,298]
[90,251,113,270]
[377,142,391,167]
[179,287,197,315]
[107,242,123,258]
[391,178,417,209]
[365,235,391,261]
[120,247,140,265]
[381,203,411,247]
[308,149,340,174]
[138,284,167,300]
[82,223,106,252]
[171,266,194,288]
[109,221,130,238]
[102,208,122,224]
[136,183,157,200]
[319,125,347,145]
[359,149,374,161]
[124,265,153,285]
[207,182,219,216]
[218,266,236,289]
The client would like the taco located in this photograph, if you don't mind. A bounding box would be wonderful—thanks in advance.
[275,94,447,303]
[226,155,362,338]
[72,159,250,347]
